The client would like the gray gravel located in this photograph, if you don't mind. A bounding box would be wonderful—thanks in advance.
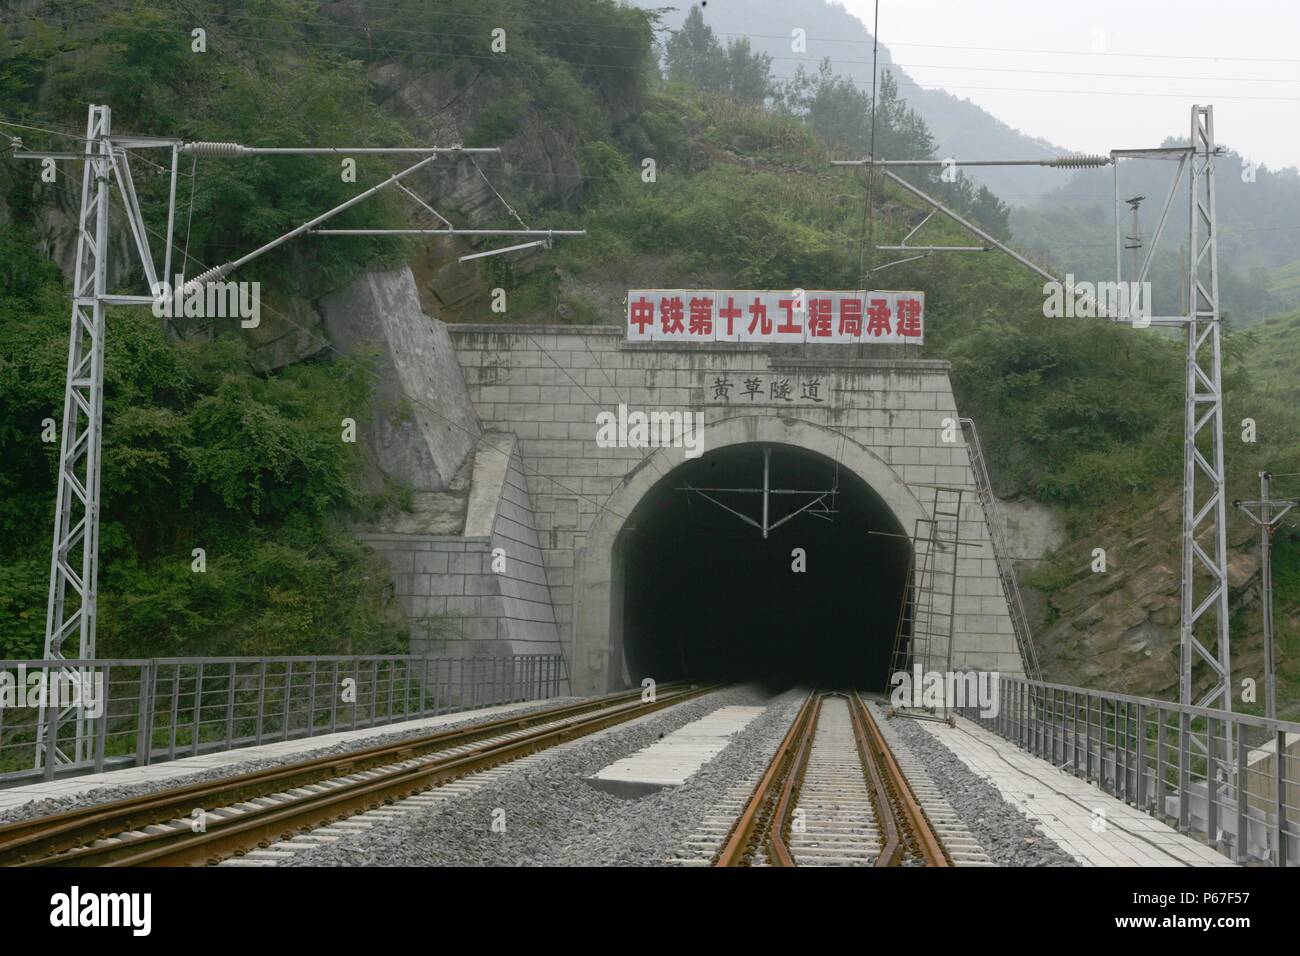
[868,701,1078,867]
[281,685,807,867]
[0,697,582,825]
[5,687,1088,867]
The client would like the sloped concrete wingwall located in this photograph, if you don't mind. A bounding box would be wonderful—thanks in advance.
[358,432,562,656]
[477,433,564,654]
[323,267,561,656]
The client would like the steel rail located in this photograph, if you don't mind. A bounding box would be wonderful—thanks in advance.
[714,690,818,867]
[85,685,715,867]
[765,694,821,867]
[0,683,712,866]
[853,691,949,867]
[844,692,904,867]
[716,689,949,867]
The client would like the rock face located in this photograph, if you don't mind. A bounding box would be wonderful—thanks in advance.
[39,188,136,291]
[1029,491,1267,703]
[319,266,481,494]
[999,497,1065,563]
[369,63,597,212]
[365,62,594,322]
[243,293,330,372]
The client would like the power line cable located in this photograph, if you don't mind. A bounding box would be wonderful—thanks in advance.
[27,157,640,528]
[17,15,1300,102]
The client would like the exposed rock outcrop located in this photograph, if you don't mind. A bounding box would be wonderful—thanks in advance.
[1029,491,1267,703]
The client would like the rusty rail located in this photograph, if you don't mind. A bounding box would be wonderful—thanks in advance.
[846,691,904,866]
[715,690,818,867]
[1,683,717,867]
[853,690,949,867]
[716,689,948,867]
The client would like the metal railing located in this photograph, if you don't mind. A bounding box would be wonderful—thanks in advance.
[1,653,569,785]
[959,675,1300,866]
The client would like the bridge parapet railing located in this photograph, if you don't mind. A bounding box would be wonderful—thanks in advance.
[0,653,569,786]
[958,676,1300,866]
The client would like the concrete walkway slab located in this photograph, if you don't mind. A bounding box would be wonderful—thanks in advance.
[586,705,764,797]
[914,716,1238,867]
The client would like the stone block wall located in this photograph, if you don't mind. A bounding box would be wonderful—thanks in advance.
[358,434,561,656]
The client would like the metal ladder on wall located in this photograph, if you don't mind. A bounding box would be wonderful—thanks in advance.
[958,418,1042,681]
[888,486,964,718]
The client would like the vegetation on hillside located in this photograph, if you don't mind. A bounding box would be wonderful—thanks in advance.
[0,1,1296,708]
[0,228,407,659]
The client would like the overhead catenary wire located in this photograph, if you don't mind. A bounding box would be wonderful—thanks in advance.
[16,14,1300,102]
[22,127,639,531]
[30,4,1300,74]
[9,113,1294,217]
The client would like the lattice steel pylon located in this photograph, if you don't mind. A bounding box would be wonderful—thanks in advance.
[38,105,117,770]
[835,106,1235,716]
[19,102,585,774]
[1180,105,1232,713]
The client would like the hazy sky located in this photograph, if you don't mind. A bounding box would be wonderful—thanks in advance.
[835,0,1300,170]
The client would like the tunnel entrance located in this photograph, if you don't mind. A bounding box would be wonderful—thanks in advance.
[616,442,911,691]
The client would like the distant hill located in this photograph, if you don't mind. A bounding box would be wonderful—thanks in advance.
[1011,144,1300,323]
[630,0,1068,199]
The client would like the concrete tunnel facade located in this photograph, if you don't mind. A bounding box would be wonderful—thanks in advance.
[354,307,1026,696]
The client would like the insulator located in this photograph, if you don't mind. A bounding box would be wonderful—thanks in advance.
[180,141,248,157]
[1049,153,1111,168]
[181,264,230,295]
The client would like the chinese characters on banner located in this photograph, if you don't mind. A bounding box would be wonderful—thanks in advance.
[626,290,924,345]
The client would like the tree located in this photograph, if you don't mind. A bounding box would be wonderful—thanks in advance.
[725,38,772,105]
[665,7,772,104]
[665,7,725,90]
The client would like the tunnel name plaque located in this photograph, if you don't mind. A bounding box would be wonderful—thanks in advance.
[626,289,924,345]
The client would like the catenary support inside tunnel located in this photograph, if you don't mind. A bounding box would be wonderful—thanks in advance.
[615,442,911,691]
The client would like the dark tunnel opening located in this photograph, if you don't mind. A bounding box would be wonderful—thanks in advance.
[617,442,911,691]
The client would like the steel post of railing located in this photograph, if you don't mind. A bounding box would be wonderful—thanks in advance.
[308,659,318,735]
[138,662,155,766]
[1156,707,1168,816]
[1235,726,1248,864]
[282,661,293,741]
[224,663,236,750]
[255,661,267,745]
[1207,715,1219,845]
[93,663,108,773]
[1179,710,1192,832]
[191,662,204,757]
[1136,702,1147,811]
[1276,729,1288,866]
[166,666,180,761]
[330,660,340,733]
[369,658,379,727]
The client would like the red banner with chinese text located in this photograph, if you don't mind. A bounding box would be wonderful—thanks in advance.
[625,290,924,344]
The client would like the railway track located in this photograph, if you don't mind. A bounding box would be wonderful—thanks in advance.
[0,683,717,867]
[713,689,954,867]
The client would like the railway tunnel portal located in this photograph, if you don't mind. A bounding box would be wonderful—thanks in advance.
[449,324,1023,695]
[354,299,1025,697]
[610,438,911,690]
